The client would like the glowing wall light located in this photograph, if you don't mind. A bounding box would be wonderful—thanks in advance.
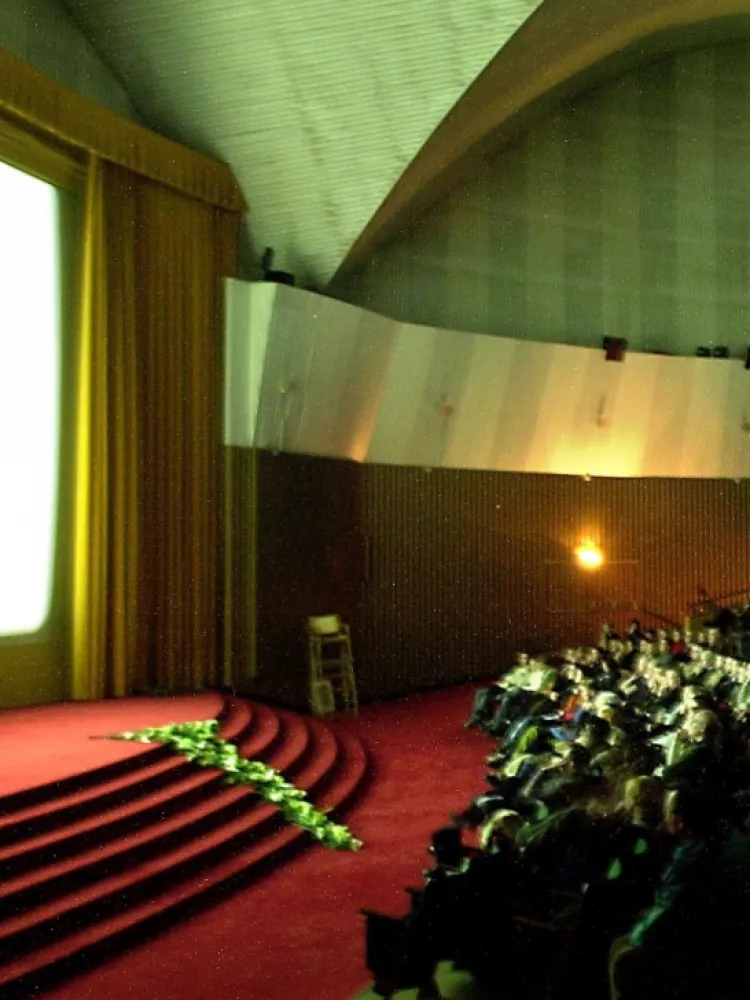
[575,540,604,570]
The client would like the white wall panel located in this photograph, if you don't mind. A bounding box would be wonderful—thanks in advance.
[225,279,750,479]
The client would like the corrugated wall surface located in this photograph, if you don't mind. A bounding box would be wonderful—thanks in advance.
[247,454,750,703]
[358,466,750,700]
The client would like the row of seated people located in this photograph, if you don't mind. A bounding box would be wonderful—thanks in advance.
[691,601,750,657]
[363,623,750,1000]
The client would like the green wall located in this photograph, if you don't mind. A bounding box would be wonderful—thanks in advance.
[337,44,750,360]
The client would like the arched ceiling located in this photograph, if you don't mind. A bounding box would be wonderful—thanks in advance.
[333,0,750,286]
[59,0,544,285]
[59,0,750,288]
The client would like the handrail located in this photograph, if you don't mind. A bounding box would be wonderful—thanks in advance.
[638,608,682,630]
[687,587,750,615]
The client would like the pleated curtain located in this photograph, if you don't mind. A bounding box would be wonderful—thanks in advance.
[72,158,239,698]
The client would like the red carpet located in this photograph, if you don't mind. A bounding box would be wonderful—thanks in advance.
[38,683,488,1000]
[0,693,224,798]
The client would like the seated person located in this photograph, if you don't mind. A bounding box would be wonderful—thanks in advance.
[609,787,750,1000]
[521,742,595,812]
[517,772,610,892]
[668,629,687,657]
[423,825,471,881]
[483,664,561,737]
[730,661,750,717]
[463,651,532,729]
[660,709,723,793]
[556,777,671,1000]
[576,716,612,761]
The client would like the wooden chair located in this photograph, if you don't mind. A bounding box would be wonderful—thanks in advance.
[307,614,358,716]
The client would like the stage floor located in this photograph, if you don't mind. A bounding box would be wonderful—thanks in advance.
[0,693,223,798]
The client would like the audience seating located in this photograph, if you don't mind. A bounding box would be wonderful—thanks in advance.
[362,615,750,999]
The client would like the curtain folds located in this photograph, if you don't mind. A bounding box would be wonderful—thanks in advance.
[0,48,242,700]
[71,159,240,698]
[71,157,109,700]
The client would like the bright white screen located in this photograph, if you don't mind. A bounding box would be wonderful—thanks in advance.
[0,161,60,635]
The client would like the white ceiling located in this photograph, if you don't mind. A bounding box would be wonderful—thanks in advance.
[60,0,543,286]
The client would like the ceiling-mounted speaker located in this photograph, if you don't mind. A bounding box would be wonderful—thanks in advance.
[261,246,296,286]
[603,336,627,362]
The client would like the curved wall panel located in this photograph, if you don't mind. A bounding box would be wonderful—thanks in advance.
[225,279,750,479]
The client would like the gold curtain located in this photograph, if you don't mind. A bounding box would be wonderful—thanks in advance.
[72,158,239,699]
[0,49,243,702]
[71,157,109,698]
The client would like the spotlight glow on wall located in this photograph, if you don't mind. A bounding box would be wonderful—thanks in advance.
[575,540,604,570]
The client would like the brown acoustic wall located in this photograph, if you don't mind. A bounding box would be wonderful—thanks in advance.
[252,453,750,705]
[253,452,366,707]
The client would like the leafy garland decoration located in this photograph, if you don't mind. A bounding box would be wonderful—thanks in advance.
[109,719,362,851]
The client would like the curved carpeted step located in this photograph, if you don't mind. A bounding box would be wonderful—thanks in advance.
[0,708,368,997]
[0,706,312,923]
[0,708,329,959]
[0,700,282,878]
[0,693,228,817]
[0,696,257,849]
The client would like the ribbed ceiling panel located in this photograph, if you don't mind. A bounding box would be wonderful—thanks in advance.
[61,0,542,283]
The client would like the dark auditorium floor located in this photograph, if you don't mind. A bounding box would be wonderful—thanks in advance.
[40,683,491,1000]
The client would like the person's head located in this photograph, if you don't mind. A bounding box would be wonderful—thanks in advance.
[606,637,624,656]
[635,644,652,668]
[593,691,621,717]
[600,704,629,737]
[581,646,600,667]
[577,716,611,751]
[516,651,529,667]
[525,730,554,757]
[683,709,721,744]
[628,619,642,635]
[680,685,702,712]
[670,629,683,644]
[626,739,662,777]
[480,809,524,851]
[555,741,592,776]
[688,690,716,715]
[725,657,740,678]
[428,825,464,868]
[621,776,664,827]
[664,788,720,840]
[575,682,595,706]
[592,744,629,782]
[656,637,670,654]
[563,664,582,682]
[664,668,682,691]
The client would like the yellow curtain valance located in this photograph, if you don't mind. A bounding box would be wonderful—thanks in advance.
[0,45,245,212]
[0,113,85,190]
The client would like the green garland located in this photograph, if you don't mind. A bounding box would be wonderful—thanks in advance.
[110,718,362,851]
